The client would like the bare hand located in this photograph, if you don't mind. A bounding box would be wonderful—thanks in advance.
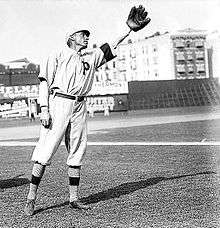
[40,106,51,128]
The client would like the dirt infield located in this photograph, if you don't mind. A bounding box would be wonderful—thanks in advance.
[1,106,220,141]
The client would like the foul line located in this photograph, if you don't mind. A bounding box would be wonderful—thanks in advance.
[0,141,220,146]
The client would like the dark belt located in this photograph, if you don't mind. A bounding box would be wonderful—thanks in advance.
[53,92,84,102]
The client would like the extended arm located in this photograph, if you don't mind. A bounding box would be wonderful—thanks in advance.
[111,29,132,49]
[112,5,151,49]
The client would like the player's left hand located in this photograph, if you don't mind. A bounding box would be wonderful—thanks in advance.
[126,5,151,32]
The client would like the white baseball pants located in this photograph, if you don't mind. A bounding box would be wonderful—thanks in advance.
[31,95,87,166]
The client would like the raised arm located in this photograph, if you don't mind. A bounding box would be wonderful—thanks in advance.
[112,29,132,50]
[112,5,151,49]
[89,5,151,69]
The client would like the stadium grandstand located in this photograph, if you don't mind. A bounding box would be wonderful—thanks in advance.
[0,29,220,118]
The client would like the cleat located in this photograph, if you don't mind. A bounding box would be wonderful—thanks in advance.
[24,199,35,216]
[69,200,90,210]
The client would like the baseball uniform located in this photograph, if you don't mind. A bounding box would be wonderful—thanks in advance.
[31,43,116,166]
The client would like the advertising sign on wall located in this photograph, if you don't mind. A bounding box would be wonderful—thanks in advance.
[0,85,39,99]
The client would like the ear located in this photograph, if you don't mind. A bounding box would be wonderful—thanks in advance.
[69,34,76,41]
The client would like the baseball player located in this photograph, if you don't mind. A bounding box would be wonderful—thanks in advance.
[24,5,151,216]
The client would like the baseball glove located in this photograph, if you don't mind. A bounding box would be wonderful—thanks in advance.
[126,5,151,32]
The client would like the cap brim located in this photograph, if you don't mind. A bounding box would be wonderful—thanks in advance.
[65,29,90,44]
[77,30,90,36]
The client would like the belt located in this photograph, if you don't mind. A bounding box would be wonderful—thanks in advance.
[50,90,84,102]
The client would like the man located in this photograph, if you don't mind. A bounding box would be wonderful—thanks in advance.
[24,5,151,216]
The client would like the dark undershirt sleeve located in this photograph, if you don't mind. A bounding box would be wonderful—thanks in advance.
[100,43,116,62]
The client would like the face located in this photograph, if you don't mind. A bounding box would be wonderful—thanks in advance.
[71,31,89,49]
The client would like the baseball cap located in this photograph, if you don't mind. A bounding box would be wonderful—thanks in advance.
[65,28,90,44]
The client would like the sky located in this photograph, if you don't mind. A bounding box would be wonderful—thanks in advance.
[0,0,219,64]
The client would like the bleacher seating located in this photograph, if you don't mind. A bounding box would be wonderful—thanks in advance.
[128,78,220,110]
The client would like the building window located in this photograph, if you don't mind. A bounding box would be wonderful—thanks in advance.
[152,44,158,52]
[106,72,111,81]
[131,59,137,70]
[195,40,204,48]
[123,73,127,81]
[120,72,127,81]
[146,58,149,66]
[187,64,194,73]
[195,51,204,60]
[176,52,185,61]
[145,46,148,54]
[153,56,158,64]
[196,63,205,73]
[130,49,136,58]
[186,51,193,60]
[119,49,126,60]
[175,40,184,48]
[119,60,126,72]
[176,64,185,73]
[154,69,159,77]
[186,40,191,48]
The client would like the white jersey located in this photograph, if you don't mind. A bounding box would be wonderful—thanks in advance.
[39,43,116,96]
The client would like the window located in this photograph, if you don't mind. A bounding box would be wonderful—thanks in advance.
[146,58,149,66]
[153,56,158,64]
[145,46,148,54]
[187,64,194,73]
[186,51,193,60]
[195,40,204,48]
[175,40,184,48]
[186,40,191,48]
[119,49,126,60]
[176,64,185,73]
[195,51,204,60]
[176,52,185,61]
[130,48,136,58]
[131,59,137,70]
[152,44,158,52]
[196,63,205,72]
[119,60,126,72]
[120,72,127,81]
[123,73,127,81]
[105,72,110,81]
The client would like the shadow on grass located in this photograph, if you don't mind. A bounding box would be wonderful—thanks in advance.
[34,170,215,215]
[0,174,29,190]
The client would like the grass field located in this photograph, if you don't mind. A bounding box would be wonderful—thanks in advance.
[0,107,220,228]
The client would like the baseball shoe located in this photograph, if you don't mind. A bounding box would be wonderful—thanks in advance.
[24,199,35,216]
[69,200,90,210]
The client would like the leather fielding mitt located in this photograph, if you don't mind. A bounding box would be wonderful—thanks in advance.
[126,5,151,32]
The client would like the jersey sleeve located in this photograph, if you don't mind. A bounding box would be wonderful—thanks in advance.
[38,52,58,86]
